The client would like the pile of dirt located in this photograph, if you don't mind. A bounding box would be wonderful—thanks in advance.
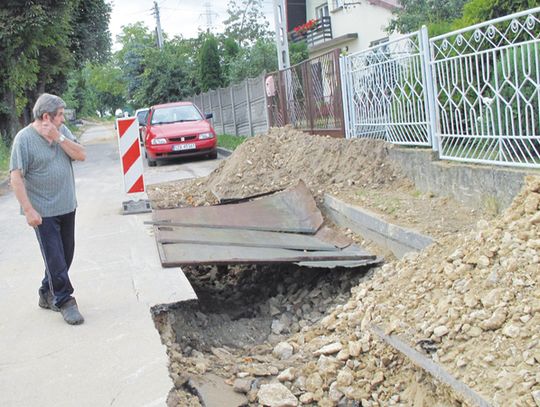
[148,128,538,406]
[159,177,539,406]
[148,127,483,241]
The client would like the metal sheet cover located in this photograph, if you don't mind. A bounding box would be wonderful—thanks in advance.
[151,180,323,234]
[158,242,376,267]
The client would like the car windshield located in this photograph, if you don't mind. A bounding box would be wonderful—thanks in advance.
[151,105,203,125]
[136,110,148,125]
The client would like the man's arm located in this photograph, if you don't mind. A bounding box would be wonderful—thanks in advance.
[10,169,42,227]
[57,136,86,161]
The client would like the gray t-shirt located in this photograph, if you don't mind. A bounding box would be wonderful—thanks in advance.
[10,124,78,217]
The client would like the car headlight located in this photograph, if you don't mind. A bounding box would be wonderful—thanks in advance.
[199,133,214,140]
[151,138,167,145]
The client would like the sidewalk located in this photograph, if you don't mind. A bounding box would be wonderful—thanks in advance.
[0,131,197,406]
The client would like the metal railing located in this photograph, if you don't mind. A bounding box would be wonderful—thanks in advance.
[266,48,345,137]
[289,17,333,47]
[341,29,434,146]
[341,7,540,168]
[430,8,540,167]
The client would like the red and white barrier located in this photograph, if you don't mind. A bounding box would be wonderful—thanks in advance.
[117,117,145,194]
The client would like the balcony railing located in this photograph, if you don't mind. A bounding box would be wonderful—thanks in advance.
[289,17,333,47]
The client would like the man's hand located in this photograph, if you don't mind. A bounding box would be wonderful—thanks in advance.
[24,207,42,227]
[36,119,60,144]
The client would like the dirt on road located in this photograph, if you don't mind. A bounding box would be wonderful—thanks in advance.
[148,127,540,407]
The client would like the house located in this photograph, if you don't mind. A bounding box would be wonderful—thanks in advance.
[290,0,401,57]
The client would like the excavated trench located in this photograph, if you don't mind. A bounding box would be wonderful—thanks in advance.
[153,263,377,406]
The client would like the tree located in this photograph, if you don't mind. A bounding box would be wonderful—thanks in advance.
[454,0,537,27]
[223,0,271,47]
[0,0,111,142]
[133,41,196,107]
[115,23,156,103]
[198,34,223,92]
[387,0,468,34]
[228,39,278,83]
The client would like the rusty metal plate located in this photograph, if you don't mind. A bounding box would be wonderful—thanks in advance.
[155,225,341,251]
[157,242,376,267]
[151,180,323,234]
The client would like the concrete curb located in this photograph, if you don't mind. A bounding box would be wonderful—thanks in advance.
[323,194,434,259]
[217,147,233,157]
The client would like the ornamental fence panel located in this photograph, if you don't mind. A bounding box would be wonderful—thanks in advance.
[429,7,540,167]
[341,29,434,146]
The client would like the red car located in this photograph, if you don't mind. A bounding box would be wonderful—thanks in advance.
[142,101,218,166]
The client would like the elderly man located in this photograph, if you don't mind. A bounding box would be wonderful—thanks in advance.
[10,93,86,325]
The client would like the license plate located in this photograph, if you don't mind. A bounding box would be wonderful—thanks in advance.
[173,143,196,151]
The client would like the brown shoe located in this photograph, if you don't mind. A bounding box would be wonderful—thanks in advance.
[60,298,84,325]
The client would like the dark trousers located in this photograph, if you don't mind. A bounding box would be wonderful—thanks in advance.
[35,211,76,308]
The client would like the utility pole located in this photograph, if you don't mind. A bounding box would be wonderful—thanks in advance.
[272,0,290,70]
[153,1,164,49]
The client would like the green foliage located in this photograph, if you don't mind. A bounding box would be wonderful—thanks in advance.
[289,41,309,66]
[387,0,468,33]
[0,135,9,179]
[454,0,538,28]
[217,134,247,150]
[115,23,156,102]
[223,0,271,46]
[0,0,112,141]
[198,34,223,92]
[133,42,196,106]
[228,39,278,83]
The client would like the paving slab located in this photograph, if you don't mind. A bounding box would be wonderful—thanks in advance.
[0,125,219,407]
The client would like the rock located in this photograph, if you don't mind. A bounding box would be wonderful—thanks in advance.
[532,390,540,406]
[305,373,324,393]
[328,381,343,402]
[480,308,507,331]
[317,355,340,375]
[299,392,314,404]
[250,364,279,377]
[348,341,362,357]
[273,342,294,360]
[233,378,253,394]
[523,193,540,213]
[257,383,298,407]
[278,367,295,382]
[314,342,343,356]
[336,368,354,387]
[272,319,286,335]
[433,325,449,337]
[481,288,504,308]
[477,255,490,268]
[502,324,520,338]
[371,371,384,386]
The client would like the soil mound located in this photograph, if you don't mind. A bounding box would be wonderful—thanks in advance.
[148,127,483,241]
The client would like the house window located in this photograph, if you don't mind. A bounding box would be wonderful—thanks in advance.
[332,0,343,10]
[316,4,329,19]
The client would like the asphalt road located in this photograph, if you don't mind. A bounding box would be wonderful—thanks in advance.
[0,123,221,406]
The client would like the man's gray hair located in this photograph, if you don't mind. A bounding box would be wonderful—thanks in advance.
[33,93,66,120]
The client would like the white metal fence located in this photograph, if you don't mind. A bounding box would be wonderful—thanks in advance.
[187,73,268,137]
[342,7,540,168]
[342,30,434,146]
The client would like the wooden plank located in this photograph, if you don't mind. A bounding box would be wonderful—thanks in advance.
[155,225,340,251]
[151,180,323,234]
[158,242,376,267]
[371,325,493,407]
